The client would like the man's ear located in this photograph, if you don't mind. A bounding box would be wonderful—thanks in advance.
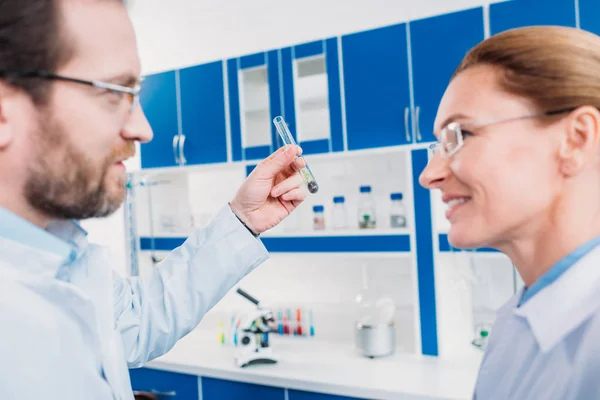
[558,106,600,176]
[0,81,16,150]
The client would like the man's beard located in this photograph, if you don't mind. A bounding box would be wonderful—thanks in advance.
[24,114,135,220]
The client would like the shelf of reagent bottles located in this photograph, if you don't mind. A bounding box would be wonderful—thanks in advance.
[139,228,413,254]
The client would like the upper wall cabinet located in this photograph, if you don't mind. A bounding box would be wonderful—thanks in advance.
[580,0,600,36]
[179,61,228,165]
[227,51,282,161]
[489,0,576,35]
[140,71,180,169]
[410,7,485,143]
[280,38,344,154]
[342,23,412,150]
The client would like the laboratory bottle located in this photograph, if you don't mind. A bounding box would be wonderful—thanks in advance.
[313,205,325,230]
[389,192,407,228]
[332,196,348,229]
[357,186,376,229]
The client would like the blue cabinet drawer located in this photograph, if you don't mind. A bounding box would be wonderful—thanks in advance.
[580,0,600,36]
[279,38,344,155]
[410,7,484,143]
[140,71,179,169]
[201,376,285,400]
[179,61,228,165]
[129,368,198,399]
[341,23,412,150]
[289,389,371,400]
[228,51,282,162]
[489,0,576,35]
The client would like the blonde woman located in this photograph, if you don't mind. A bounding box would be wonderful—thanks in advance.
[420,26,600,399]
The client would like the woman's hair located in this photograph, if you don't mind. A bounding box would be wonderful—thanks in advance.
[453,25,600,113]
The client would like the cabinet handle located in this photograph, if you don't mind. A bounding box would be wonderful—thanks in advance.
[415,106,422,141]
[151,389,176,397]
[172,135,180,165]
[178,134,187,165]
[404,107,410,142]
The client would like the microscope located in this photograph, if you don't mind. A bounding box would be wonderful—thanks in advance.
[234,288,280,368]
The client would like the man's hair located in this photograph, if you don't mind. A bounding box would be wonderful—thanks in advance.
[0,0,124,105]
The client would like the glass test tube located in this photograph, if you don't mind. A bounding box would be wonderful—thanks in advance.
[272,116,319,194]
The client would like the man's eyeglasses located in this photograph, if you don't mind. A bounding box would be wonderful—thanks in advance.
[428,108,576,159]
[0,70,142,113]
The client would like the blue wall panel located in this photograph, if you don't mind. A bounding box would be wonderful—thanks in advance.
[412,149,438,356]
[326,37,344,152]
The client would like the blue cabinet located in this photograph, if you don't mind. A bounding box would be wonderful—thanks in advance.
[342,23,412,150]
[288,389,370,400]
[280,38,344,155]
[580,0,600,36]
[179,61,228,165]
[227,51,282,161]
[410,7,485,143]
[489,0,576,35]
[140,71,180,169]
[201,376,285,400]
[129,368,199,399]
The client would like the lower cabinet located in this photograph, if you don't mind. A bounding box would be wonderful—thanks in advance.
[289,388,371,400]
[129,368,372,400]
[201,376,285,399]
[129,368,199,399]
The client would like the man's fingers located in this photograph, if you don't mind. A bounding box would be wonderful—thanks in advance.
[271,173,304,197]
[257,145,303,179]
[280,187,307,203]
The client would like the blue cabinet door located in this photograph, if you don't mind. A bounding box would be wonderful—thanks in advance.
[580,0,600,36]
[229,51,281,161]
[179,61,228,165]
[227,58,243,162]
[268,49,283,155]
[411,7,485,143]
[129,368,199,399]
[201,377,285,400]
[280,39,344,155]
[140,71,179,169]
[288,389,370,400]
[342,23,412,150]
[326,37,345,153]
[490,0,576,35]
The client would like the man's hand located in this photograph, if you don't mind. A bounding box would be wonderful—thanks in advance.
[229,145,308,234]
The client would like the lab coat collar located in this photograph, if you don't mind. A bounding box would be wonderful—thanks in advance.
[514,245,600,353]
[0,206,88,280]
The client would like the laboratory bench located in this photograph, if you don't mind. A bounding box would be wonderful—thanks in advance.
[130,329,483,400]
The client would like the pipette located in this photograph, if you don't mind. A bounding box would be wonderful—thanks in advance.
[273,116,319,194]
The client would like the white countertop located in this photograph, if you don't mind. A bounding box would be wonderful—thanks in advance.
[145,329,482,400]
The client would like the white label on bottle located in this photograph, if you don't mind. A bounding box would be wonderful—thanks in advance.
[391,215,406,228]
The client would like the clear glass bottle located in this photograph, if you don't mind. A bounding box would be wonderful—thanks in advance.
[389,192,407,228]
[332,196,348,229]
[313,205,325,230]
[358,186,376,229]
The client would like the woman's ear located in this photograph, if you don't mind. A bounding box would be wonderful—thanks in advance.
[558,106,600,176]
[0,82,17,150]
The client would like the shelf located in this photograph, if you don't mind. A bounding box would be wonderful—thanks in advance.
[298,97,329,110]
[140,233,411,253]
[262,228,413,237]
[243,107,270,115]
[438,234,499,253]
[131,144,436,176]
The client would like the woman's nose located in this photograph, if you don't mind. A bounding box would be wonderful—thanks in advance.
[419,151,451,189]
